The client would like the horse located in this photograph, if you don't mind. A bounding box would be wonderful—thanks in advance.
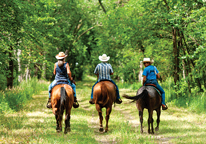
[93,81,116,132]
[51,84,74,134]
[123,86,162,134]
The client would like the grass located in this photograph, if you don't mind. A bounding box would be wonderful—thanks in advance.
[1,76,206,143]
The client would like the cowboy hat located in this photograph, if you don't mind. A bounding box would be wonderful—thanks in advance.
[55,52,67,59]
[99,54,110,62]
[142,58,154,64]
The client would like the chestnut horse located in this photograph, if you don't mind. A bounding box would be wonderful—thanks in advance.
[93,81,116,132]
[51,84,74,134]
[123,86,161,134]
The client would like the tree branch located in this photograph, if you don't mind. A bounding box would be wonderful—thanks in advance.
[162,0,170,11]
[73,25,102,43]
[99,0,106,14]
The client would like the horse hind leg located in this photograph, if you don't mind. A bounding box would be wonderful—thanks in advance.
[148,110,154,134]
[55,114,62,132]
[96,105,103,132]
[64,108,71,134]
[56,111,63,133]
[139,110,143,133]
[105,107,112,132]
[155,108,161,131]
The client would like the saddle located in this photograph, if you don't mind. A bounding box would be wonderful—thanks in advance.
[99,80,116,88]
[145,83,161,95]
[49,80,72,93]
[55,80,72,87]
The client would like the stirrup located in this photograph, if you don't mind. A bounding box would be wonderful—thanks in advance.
[73,101,79,108]
[46,102,52,108]
[162,104,168,110]
[115,98,122,104]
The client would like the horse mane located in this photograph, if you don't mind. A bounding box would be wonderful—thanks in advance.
[96,82,109,106]
[123,89,148,102]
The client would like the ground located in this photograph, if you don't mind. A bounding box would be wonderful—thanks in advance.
[1,81,206,143]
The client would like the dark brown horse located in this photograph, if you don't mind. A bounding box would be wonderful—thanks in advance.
[93,81,116,132]
[51,84,74,134]
[123,86,161,134]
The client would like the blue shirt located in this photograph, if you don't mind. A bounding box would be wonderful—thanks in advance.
[142,65,159,80]
[55,62,68,81]
[94,63,113,82]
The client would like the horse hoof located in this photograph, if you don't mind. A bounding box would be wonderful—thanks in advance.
[56,127,62,133]
[148,131,154,134]
[155,127,159,131]
[105,128,108,132]
[56,129,62,133]
[64,127,71,134]
[99,127,104,132]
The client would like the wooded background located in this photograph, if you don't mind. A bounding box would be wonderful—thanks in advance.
[1,0,206,96]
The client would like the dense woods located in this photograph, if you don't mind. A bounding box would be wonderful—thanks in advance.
[1,0,206,95]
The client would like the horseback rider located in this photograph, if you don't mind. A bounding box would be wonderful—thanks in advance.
[89,54,122,104]
[47,52,79,108]
[142,58,168,110]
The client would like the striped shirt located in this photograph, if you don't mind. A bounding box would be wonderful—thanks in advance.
[94,63,113,82]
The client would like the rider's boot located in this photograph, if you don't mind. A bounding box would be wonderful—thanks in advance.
[89,98,94,104]
[162,104,168,110]
[46,98,52,108]
[73,97,79,108]
[115,98,122,104]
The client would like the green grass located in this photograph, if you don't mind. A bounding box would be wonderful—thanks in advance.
[1,76,206,143]
[0,78,49,114]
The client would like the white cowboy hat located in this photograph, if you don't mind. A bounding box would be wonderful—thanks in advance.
[142,58,154,64]
[55,52,67,59]
[99,54,110,62]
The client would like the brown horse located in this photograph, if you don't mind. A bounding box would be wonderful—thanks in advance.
[51,84,74,134]
[123,86,161,134]
[93,81,116,132]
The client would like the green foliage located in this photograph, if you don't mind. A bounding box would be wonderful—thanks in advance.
[1,0,206,110]
[0,74,7,90]
[0,78,48,114]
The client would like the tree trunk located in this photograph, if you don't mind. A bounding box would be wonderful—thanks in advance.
[7,46,14,88]
[181,31,203,92]
[172,27,179,85]
[138,61,143,83]
[26,49,31,82]
[17,49,23,82]
[41,52,46,79]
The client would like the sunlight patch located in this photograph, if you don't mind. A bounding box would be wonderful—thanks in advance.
[26,111,52,117]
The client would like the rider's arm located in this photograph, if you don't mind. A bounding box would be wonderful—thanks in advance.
[156,73,160,79]
[66,63,73,81]
[95,73,99,80]
[143,75,146,86]
[53,64,56,75]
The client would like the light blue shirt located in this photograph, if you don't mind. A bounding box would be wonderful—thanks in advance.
[142,65,159,80]
[94,63,113,82]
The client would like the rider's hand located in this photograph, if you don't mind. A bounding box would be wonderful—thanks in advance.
[72,80,76,85]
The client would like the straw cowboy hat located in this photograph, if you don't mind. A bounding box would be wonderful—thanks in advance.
[142,58,154,64]
[99,54,110,62]
[55,52,67,59]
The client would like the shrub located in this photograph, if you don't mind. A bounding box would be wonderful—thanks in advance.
[0,78,48,114]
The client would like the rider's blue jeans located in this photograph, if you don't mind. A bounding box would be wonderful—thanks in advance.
[48,79,76,98]
[91,80,120,100]
[144,79,166,105]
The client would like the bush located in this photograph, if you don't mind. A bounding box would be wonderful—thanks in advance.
[0,78,48,114]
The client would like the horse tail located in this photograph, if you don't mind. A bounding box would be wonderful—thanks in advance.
[60,87,67,114]
[123,89,148,101]
[97,82,109,106]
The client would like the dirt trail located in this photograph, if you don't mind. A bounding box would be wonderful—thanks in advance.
[2,88,206,144]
